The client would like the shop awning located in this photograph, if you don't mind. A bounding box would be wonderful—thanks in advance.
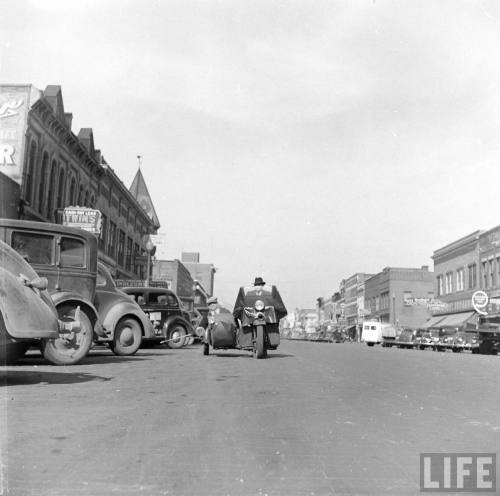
[437,311,476,329]
[420,315,447,330]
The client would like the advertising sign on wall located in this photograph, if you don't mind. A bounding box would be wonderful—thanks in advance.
[0,85,35,184]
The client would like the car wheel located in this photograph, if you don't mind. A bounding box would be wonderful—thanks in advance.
[42,305,93,365]
[110,317,142,356]
[166,324,187,349]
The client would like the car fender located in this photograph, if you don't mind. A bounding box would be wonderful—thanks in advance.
[50,291,104,337]
[100,301,154,339]
[163,315,193,335]
[0,268,59,340]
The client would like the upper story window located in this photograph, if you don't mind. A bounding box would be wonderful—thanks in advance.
[482,261,488,288]
[456,268,464,292]
[445,272,453,294]
[437,275,444,296]
[468,264,477,289]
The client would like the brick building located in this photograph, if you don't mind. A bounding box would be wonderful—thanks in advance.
[181,252,216,297]
[431,225,500,329]
[343,273,373,339]
[364,266,434,329]
[152,259,196,310]
[0,84,159,278]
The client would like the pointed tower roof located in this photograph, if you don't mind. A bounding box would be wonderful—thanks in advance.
[130,168,160,228]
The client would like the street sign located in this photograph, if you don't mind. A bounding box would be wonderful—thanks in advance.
[62,207,102,236]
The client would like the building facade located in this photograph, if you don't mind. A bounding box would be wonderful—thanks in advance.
[152,259,196,310]
[431,225,500,328]
[343,273,373,338]
[364,266,434,329]
[181,252,216,297]
[0,84,159,278]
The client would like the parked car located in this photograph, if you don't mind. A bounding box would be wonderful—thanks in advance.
[429,329,441,350]
[413,329,434,350]
[0,240,79,365]
[438,329,456,351]
[451,330,480,353]
[395,329,417,349]
[94,263,155,355]
[121,287,194,348]
[0,219,104,365]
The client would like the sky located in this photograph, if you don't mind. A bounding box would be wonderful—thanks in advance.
[2,0,500,310]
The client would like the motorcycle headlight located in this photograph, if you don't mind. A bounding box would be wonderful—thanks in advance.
[254,300,265,311]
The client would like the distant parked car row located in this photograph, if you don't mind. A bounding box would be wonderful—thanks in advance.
[0,218,196,365]
[361,320,481,354]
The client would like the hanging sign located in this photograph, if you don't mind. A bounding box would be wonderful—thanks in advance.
[472,290,489,315]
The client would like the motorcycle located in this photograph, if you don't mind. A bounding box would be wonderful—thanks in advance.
[202,299,280,359]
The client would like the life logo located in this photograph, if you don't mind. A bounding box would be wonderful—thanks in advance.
[0,98,24,119]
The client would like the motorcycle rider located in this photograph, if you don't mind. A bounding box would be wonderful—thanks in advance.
[233,277,287,349]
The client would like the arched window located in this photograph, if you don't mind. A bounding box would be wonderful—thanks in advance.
[57,169,66,209]
[47,159,58,219]
[69,177,76,205]
[84,190,90,207]
[90,195,95,208]
[25,141,37,204]
[38,152,49,214]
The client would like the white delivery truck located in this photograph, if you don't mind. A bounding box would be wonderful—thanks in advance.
[361,321,397,347]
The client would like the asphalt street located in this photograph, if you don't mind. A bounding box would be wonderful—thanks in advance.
[1,341,499,496]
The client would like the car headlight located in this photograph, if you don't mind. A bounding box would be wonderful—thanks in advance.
[254,300,265,311]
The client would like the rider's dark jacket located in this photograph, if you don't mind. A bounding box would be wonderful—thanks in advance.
[233,284,287,323]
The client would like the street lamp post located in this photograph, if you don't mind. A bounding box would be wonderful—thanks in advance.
[145,236,155,286]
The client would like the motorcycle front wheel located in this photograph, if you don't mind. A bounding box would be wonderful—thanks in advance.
[253,325,267,359]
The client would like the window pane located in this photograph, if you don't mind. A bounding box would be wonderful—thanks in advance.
[12,232,53,264]
[96,267,106,286]
[60,237,85,267]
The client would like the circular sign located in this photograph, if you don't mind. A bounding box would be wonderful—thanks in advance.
[472,290,489,315]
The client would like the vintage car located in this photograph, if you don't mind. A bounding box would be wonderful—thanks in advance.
[121,287,194,348]
[437,329,457,351]
[94,263,155,355]
[413,329,434,350]
[451,330,480,353]
[395,329,417,349]
[0,240,79,365]
[0,218,103,365]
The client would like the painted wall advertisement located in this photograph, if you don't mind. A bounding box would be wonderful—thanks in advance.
[0,85,34,185]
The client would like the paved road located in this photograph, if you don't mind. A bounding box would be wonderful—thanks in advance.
[1,341,499,496]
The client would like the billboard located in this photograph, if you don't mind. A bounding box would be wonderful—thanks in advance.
[0,85,36,185]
